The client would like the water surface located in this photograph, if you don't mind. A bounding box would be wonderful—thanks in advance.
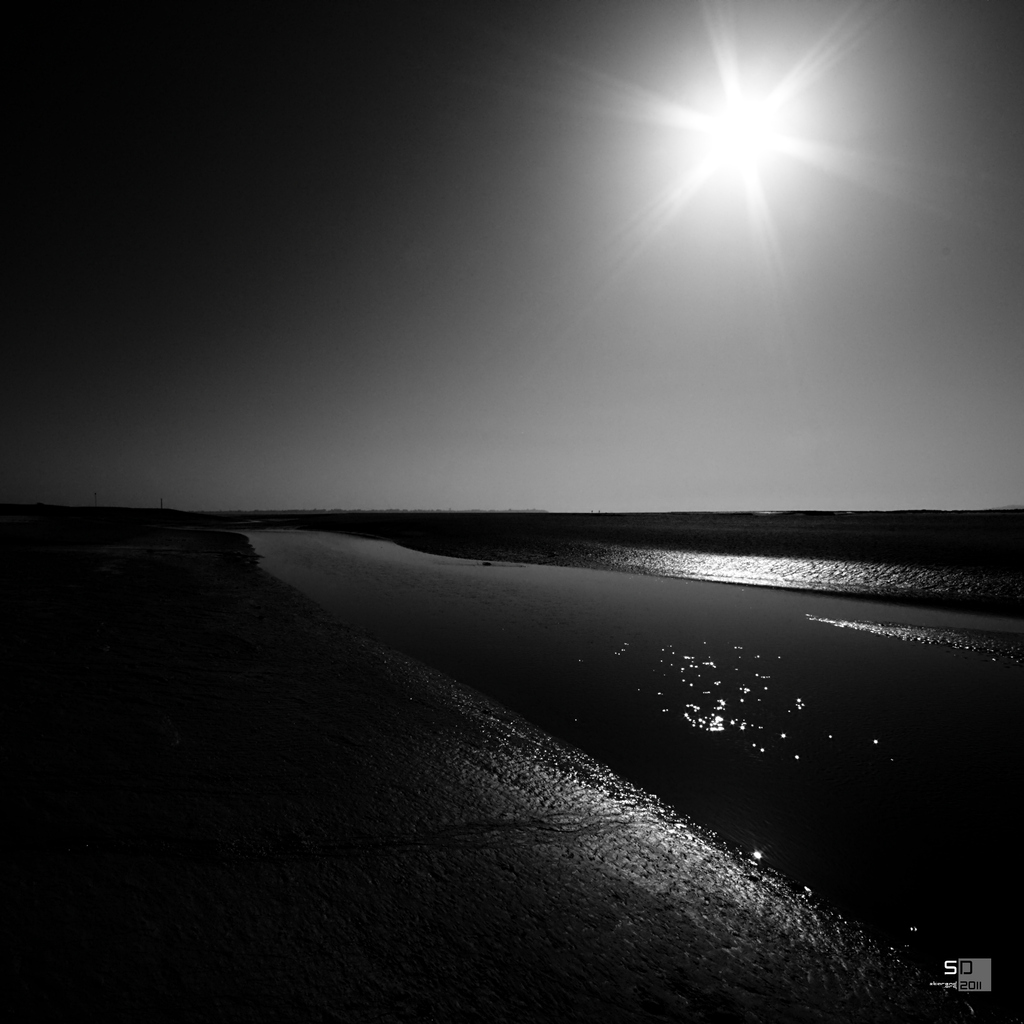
[247,529,1022,968]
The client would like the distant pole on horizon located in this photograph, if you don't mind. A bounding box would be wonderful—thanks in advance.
[94,492,97,507]
[160,498,163,510]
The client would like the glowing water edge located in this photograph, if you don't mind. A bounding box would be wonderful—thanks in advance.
[247,530,1022,972]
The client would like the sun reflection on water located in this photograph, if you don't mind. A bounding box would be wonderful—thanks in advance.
[613,637,809,752]
[606,547,1024,606]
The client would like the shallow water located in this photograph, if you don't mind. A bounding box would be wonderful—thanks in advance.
[246,529,1023,968]
[602,544,1024,606]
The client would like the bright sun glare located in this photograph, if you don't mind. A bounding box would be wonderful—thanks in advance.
[707,96,779,171]
[606,4,877,289]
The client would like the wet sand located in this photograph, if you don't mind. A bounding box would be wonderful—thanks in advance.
[1,515,1014,1022]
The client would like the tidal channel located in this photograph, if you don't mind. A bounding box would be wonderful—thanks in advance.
[245,529,1023,970]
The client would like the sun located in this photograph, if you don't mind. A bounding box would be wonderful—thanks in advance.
[601,4,879,288]
[706,95,779,172]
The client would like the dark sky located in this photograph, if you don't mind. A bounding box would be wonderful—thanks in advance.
[6,1,1024,511]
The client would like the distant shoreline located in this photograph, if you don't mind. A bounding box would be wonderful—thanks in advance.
[243,509,1024,615]
[4,504,1023,616]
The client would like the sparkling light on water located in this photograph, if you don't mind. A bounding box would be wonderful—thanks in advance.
[613,637,810,752]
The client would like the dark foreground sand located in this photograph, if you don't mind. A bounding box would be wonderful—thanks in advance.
[1,517,1016,1022]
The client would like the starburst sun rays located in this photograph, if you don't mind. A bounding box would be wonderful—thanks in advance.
[606,3,880,295]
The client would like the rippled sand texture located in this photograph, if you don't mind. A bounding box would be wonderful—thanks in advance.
[0,518,1006,1022]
